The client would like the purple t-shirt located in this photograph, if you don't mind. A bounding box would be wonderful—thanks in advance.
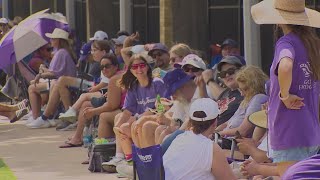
[268,33,320,150]
[282,154,320,180]
[123,78,167,115]
[49,49,76,78]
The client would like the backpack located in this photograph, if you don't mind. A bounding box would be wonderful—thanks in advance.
[88,142,116,172]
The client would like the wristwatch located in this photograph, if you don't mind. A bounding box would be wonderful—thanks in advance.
[174,118,183,127]
[206,78,215,85]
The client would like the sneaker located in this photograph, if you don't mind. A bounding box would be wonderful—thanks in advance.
[116,163,134,179]
[48,119,57,127]
[27,117,51,129]
[25,116,36,125]
[56,121,72,131]
[10,108,29,123]
[102,156,126,173]
[58,122,77,131]
[59,107,77,122]
[17,99,29,110]
[22,111,33,121]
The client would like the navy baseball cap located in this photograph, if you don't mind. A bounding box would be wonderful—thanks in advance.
[221,38,238,49]
[79,41,92,61]
[163,68,193,97]
[148,43,169,56]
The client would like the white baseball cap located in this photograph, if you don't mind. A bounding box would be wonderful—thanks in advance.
[0,18,8,24]
[130,45,154,64]
[189,98,220,121]
[89,30,108,41]
[181,54,206,70]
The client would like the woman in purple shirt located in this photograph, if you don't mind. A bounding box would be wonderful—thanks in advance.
[27,28,77,128]
[102,54,166,174]
[242,0,320,177]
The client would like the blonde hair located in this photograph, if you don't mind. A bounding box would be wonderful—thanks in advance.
[236,65,269,107]
[169,43,192,58]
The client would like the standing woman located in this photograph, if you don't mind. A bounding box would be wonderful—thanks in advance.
[252,0,320,164]
[27,28,77,128]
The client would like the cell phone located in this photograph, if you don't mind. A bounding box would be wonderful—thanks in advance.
[235,131,242,139]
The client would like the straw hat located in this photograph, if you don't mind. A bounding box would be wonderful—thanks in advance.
[251,0,320,28]
[45,28,69,40]
[248,110,268,129]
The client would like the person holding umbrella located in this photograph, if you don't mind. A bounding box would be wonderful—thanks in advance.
[27,28,77,128]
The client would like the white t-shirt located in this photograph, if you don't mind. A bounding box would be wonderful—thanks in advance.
[224,94,268,130]
[167,90,198,122]
[100,72,109,84]
[163,131,215,180]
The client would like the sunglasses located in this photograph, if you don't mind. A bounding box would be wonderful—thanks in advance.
[100,64,113,70]
[183,66,201,73]
[151,51,164,59]
[46,47,53,52]
[131,63,147,70]
[218,68,238,78]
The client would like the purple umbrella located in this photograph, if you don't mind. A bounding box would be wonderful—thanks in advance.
[0,11,69,70]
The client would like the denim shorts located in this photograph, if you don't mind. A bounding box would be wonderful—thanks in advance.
[272,146,320,163]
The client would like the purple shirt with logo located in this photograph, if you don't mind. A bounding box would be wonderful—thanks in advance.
[282,154,320,180]
[49,48,76,78]
[268,33,320,150]
[123,78,167,115]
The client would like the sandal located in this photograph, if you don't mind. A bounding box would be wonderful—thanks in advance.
[59,142,83,148]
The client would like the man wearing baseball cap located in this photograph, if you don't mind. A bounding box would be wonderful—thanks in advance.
[201,56,244,125]
[112,35,127,67]
[208,38,241,68]
[148,43,173,72]
[163,98,236,180]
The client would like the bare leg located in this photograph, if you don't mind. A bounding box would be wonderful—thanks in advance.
[155,125,167,144]
[131,121,141,148]
[118,123,133,156]
[0,111,15,119]
[98,109,121,138]
[69,101,92,144]
[158,127,175,144]
[131,115,157,148]
[113,113,124,154]
[72,92,101,111]
[141,121,159,148]
[55,76,79,109]
[28,83,48,119]
[0,100,27,112]
[43,84,61,117]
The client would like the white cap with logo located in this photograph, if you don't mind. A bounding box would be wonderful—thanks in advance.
[181,54,207,70]
[89,30,108,41]
[189,98,220,121]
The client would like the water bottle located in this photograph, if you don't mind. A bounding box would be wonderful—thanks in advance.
[83,123,92,148]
